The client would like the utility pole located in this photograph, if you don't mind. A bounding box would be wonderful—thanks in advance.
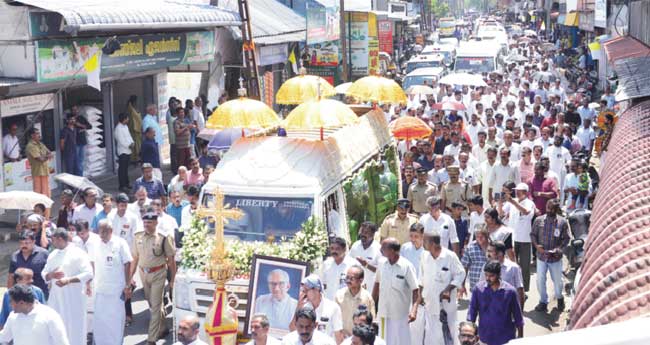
[340,0,348,82]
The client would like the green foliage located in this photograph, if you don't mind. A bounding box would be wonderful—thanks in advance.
[431,0,449,19]
[180,216,329,275]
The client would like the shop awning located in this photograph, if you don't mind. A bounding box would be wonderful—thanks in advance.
[228,0,306,45]
[564,12,579,26]
[603,35,650,63]
[8,0,241,34]
[612,56,650,102]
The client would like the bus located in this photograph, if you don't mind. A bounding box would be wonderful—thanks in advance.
[438,17,456,37]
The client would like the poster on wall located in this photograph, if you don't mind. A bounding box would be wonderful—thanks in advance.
[307,41,339,66]
[3,158,57,192]
[350,12,369,77]
[378,20,394,55]
[156,72,171,165]
[368,40,380,75]
[306,66,339,86]
[36,31,215,83]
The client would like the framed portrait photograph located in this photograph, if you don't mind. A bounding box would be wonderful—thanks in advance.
[244,255,310,339]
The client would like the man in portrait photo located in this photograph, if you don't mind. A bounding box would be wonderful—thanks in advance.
[254,268,298,330]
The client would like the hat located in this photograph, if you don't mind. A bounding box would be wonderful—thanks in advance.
[116,193,129,203]
[397,198,411,208]
[447,165,460,174]
[514,183,529,192]
[141,162,153,169]
[301,274,323,291]
[142,213,158,220]
[62,189,74,197]
[416,167,428,175]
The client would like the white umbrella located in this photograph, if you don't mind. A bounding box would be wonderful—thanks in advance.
[406,85,436,95]
[439,73,488,87]
[335,82,353,94]
[0,191,53,210]
[54,173,104,195]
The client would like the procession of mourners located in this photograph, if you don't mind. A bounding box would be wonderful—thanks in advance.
[0,4,615,345]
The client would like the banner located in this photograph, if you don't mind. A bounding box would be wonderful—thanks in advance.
[306,5,340,44]
[307,41,339,67]
[0,93,55,118]
[36,31,215,83]
[4,158,57,192]
[306,66,339,87]
[368,40,380,75]
[378,20,394,54]
[350,12,369,77]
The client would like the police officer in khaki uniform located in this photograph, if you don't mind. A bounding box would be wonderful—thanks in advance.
[379,199,419,244]
[441,165,472,218]
[407,167,438,215]
[130,207,176,345]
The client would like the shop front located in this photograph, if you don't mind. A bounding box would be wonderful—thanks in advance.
[0,93,58,192]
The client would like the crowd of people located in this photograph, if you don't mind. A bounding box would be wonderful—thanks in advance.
[0,11,618,345]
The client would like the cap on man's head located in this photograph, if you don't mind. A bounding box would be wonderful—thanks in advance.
[116,193,129,204]
[26,214,43,224]
[447,165,460,174]
[141,162,153,170]
[514,183,529,192]
[62,189,74,197]
[397,198,411,208]
[301,274,323,291]
[416,167,428,175]
[142,207,158,220]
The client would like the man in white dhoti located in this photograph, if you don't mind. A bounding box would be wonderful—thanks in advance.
[42,229,93,345]
[71,220,99,338]
[0,284,70,345]
[254,269,298,330]
[371,238,419,345]
[93,220,133,345]
[417,230,465,345]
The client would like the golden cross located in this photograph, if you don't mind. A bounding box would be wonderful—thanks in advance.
[196,186,244,265]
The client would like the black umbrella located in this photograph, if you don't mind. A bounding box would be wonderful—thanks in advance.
[440,309,454,345]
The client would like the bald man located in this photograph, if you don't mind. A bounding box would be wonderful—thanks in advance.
[174,315,207,345]
[254,269,298,330]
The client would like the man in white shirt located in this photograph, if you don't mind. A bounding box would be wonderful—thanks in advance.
[419,196,459,255]
[548,79,566,103]
[489,147,521,205]
[576,118,596,152]
[499,131,521,162]
[577,98,595,124]
[150,198,178,237]
[247,314,282,345]
[477,147,498,208]
[107,193,141,248]
[290,275,343,343]
[443,132,462,159]
[543,136,572,193]
[180,186,200,230]
[348,222,382,289]
[417,230,465,345]
[283,307,336,345]
[372,238,419,345]
[465,114,484,146]
[320,237,357,300]
[93,220,133,345]
[114,112,134,191]
[0,284,70,345]
[399,223,426,345]
[471,130,489,164]
[71,188,100,228]
[173,315,208,345]
[128,187,151,219]
[192,97,206,133]
[501,183,535,292]
[3,123,20,162]
[42,229,94,345]
[467,196,486,242]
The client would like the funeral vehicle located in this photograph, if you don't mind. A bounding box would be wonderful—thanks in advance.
[173,109,400,341]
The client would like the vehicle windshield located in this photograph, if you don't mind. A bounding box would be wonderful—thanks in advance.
[440,20,456,28]
[201,194,313,241]
[454,57,495,73]
[403,75,438,90]
[406,60,443,73]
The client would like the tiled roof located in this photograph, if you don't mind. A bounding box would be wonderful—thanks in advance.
[603,36,650,63]
[9,0,241,34]
[570,100,650,329]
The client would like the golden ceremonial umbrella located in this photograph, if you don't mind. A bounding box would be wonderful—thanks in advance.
[276,68,336,104]
[284,99,358,140]
[346,75,407,104]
